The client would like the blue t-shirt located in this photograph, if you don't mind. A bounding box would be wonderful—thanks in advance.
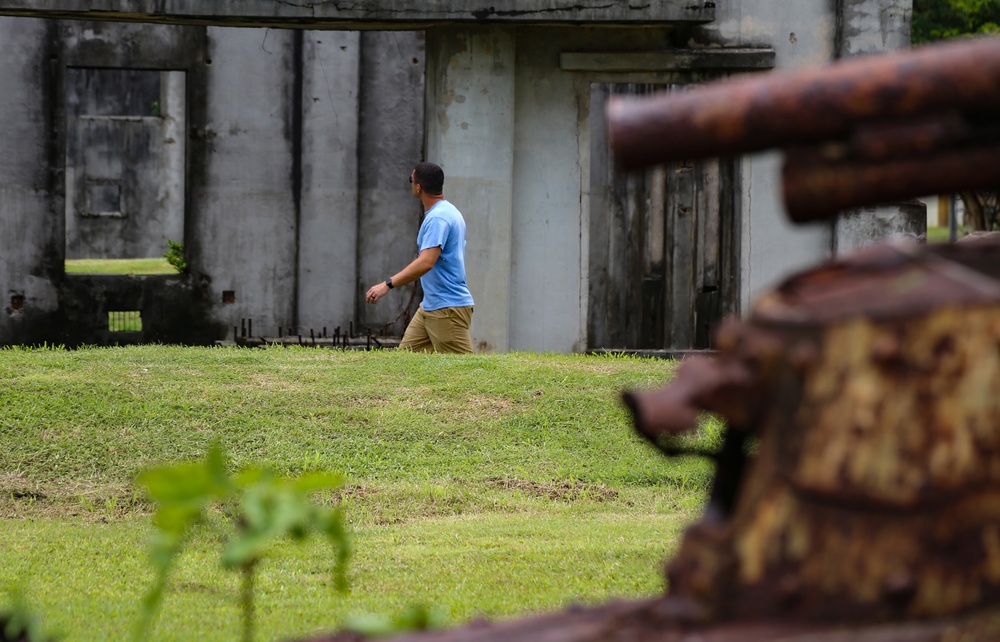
[417,200,475,311]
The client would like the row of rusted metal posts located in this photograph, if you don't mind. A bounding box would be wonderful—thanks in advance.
[232,318,400,349]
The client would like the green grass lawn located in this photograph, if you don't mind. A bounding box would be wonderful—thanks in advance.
[0,346,714,641]
[65,258,177,275]
[926,225,971,243]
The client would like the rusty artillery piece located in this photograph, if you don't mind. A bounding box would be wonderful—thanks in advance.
[612,34,1000,638]
[625,237,1000,627]
[313,38,1000,642]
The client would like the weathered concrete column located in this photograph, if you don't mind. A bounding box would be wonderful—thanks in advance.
[833,0,924,254]
[356,31,426,337]
[161,70,187,252]
[193,27,298,335]
[424,27,515,352]
[833,201,926,252]
[297,31,360,333]
[0,17,61,342]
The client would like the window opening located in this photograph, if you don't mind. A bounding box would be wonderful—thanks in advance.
[108,310,142,333]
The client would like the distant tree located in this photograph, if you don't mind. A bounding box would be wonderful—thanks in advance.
[912,0,1000,43]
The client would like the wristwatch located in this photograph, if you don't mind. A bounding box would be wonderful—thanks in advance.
[385,278,394,289]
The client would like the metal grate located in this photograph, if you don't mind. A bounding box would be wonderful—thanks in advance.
[108,310,142,333]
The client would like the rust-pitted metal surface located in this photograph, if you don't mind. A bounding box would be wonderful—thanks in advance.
[623,236,1000,625]
[782,142,1000,223]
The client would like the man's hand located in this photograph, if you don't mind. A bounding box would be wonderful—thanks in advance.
[366,282,389,304]
[364,247,441,305]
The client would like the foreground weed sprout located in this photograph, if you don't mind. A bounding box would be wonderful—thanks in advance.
[135,445,350,642]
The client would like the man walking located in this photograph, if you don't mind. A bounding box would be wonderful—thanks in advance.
[365,162,475,354]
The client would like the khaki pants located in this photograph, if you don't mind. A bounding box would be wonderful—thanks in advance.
[399,306,474,354]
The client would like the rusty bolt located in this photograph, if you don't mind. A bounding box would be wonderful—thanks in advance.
[872,332,902,364]
[883,569,917,609]
[789,341,820,373]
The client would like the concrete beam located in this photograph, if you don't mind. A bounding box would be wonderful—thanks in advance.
[0,0,715,29]
[560,48,776,72]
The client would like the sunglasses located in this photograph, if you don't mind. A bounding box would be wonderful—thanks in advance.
[408,176,413,183]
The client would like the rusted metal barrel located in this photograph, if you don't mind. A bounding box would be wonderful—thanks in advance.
[607,36,1000,171]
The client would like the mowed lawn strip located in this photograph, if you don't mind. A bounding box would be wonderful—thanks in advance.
[0,346,716,641]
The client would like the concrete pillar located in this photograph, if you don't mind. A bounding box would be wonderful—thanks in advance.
[356,31,426,337]
[834,0,922,255]
[297,31,361,334]
[836,0,910,57]
[509,31,588,353]
[161,70,187,250]
[424,27,515,352]
[0,17,61,344]
[833,201,927,253]
[194,27,298,336]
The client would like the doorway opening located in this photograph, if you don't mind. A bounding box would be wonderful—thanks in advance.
[64,68,186,276]
[588,82,741,351]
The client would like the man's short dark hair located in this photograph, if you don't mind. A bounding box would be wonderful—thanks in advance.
[413,162,444,195]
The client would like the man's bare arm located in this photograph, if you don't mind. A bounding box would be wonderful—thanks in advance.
[366,246,442,304]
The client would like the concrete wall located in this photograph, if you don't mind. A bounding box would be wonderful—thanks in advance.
[834,202,926,251]
[0,1,913,350]
[0,18,61,340]
[423,22,774,352]
[0,18,425,346]
[837,0,911,56]
[192,27,299,336]
[510,29,590,353]
[356,32,427,337]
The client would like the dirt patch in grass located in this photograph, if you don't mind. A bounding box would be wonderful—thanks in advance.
[332,483,380,502]
[0,476,154,520]
[243,373,300,392]
[485,478,618,502]
[344,395,391,409]
[454,394,515,421]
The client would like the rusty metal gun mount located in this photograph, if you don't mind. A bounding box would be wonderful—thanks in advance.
[623,236,1000,625]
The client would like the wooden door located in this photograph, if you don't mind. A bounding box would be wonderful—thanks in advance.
[588,83,740,351]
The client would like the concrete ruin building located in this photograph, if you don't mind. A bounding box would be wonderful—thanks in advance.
[0,1,921,352]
